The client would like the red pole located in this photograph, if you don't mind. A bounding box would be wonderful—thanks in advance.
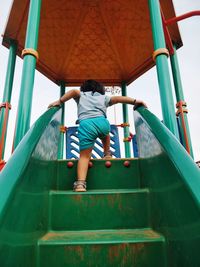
[0,102,11,169]
[166,11,200,25]
[176,101,190,154]
[160,8,174,55]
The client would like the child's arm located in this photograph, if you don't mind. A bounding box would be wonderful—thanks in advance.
[110,96,147,109]
[48,89,80,108]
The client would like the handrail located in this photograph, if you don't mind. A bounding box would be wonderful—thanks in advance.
[134,107,200,203]
[0,107,60,218]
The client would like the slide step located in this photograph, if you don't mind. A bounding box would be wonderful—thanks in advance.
[49,188,150,230]
[38,228,167,267]
[56,159,141,190]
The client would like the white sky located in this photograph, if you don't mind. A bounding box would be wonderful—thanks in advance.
[0,0,200,160]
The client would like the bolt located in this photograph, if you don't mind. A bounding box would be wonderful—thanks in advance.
[124,160,130,167]
[105,161,112,168]
[67,161,74,168]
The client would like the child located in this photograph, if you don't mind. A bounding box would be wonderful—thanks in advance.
[48,80,147,192]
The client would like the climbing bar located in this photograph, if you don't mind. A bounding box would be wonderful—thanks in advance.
[60,125,67,133]
[116,122,130,128]
[21,48,39,61]
[152,48,169,61]
[166,11,200,25]
[176,101,188,116]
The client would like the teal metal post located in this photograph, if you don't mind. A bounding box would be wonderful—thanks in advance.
[121,82,131,158]
[170,46,194,157]
[13,0,42,149]
[148,0,179,138]
[58,82,66,159]
[0,40,17,159]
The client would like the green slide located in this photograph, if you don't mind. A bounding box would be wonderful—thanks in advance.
[0,107,199,267]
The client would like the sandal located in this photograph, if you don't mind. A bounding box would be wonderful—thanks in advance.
[103,151,112,159]
[73,180,87,192]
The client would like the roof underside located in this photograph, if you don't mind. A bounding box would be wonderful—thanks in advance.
[3,0,182,86]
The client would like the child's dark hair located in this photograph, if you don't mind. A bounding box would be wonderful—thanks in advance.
[80,80,105,95]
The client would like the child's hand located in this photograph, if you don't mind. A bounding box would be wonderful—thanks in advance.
[133,99,147,110]
[48,100,61,109]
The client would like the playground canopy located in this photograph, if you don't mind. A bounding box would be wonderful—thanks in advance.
[2,0,182,86]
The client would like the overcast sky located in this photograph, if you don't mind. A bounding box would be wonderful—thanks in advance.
[0,0,200,160]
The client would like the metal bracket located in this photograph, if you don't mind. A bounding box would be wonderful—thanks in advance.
[152,48,169,61]
[21,48,39,61]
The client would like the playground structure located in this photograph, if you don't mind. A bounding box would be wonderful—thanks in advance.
[0,0,200,266]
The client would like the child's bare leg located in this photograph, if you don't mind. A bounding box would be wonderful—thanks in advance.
[74,147,92,192]
[101,135,112,158]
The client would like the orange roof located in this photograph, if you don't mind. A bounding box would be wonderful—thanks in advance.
[2,0,182,86]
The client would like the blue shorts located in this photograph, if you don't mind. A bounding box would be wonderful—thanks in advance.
[78,117,110,151]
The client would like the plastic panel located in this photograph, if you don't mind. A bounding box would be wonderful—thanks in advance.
[66,125,121,159]
[134,107,200,267]
[0,107,61,267]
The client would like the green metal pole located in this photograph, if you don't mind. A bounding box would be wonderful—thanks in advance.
[170,46,194,158]
[0,40,17,159]
[58,82,66,159]
[13,0,42,149]
[148,0,179,138]
[121,82,131,158]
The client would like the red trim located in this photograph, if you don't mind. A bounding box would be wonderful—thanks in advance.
[160,9,174,55]
[0,102,12,160]
[176,101,190,154]
[166,11,200,25]
[0,160,6,171]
